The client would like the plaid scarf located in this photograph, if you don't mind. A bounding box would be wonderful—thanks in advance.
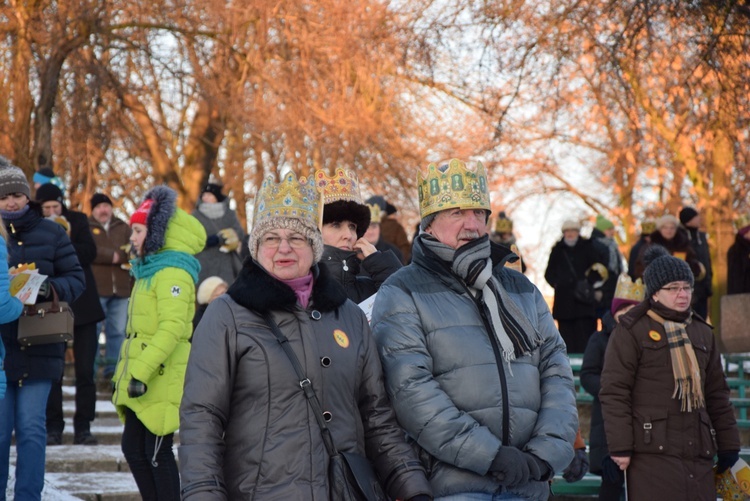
[646,308,705,412]
[420,234,540,364]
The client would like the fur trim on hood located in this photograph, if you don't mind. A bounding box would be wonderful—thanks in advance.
[141,186,177,255]
[227,258,347,314]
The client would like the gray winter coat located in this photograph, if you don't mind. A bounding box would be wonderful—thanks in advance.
[178,259,431,500]
[192,198,246,284]
[371,238,578,500]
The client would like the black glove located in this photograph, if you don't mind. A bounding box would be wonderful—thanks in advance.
[406,496,432,501]
[205,234,220,247]
[491,447,549,486]
[127,378,147,398]
[717,451,740,474]
[587,269,602,284]
[563,448,589,482]
[601,456,624,484]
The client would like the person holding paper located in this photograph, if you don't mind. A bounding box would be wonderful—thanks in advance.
[314,168,401,304]
[0,156,84,501]
[0,215,25,400]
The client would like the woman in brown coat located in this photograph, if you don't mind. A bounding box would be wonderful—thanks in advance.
[599,245,740,500]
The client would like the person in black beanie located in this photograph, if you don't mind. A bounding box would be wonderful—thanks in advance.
[35,183,106,446]
[599,245,740,500]
[679,206,712,318]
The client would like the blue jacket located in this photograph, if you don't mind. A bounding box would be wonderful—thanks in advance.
[1,205,85,383]
[0,235,24,398]
[371,238,578,500]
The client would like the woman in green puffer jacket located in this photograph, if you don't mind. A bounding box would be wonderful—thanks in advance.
[112,186,206,501]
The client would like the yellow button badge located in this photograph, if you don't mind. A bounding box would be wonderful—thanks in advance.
[648,330,662,342]
[333,329,350,348]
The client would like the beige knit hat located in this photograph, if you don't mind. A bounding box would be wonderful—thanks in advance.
[197,276,228,305]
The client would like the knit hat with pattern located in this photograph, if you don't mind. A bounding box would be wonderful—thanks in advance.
[643,245,694,296]
[0,156,31,199]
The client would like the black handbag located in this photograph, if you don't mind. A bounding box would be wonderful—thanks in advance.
[261,312,386,501]
[563,253,596,305]
[17,286,75,346]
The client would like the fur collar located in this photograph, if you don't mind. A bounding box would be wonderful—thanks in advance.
[143,186,176,255]
[227,258,348,314]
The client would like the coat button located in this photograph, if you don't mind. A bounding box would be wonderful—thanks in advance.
[311,310,322,320]
[688,441,693,446]
[323,411,332,422]
[320,357,331,367]
[658,446,663,450]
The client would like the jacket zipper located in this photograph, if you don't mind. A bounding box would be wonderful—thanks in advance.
[115,282,138,401]
[459,281,511,446]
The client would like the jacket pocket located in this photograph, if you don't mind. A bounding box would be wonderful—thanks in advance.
[692,343,710,378]
[639,337,669,368]
[697,410,718,459]
[633,408,669,454]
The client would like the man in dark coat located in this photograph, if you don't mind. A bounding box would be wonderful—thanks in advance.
[590,215,624,319]
[36,184,105,445]
[366,195,411,264]
[727,214,750,294]
[679,207,712,318]
[89,193,132,378]
[627,218,655,280]
[545,220,604,353]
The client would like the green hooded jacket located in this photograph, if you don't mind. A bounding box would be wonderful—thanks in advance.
[113,187,206,436]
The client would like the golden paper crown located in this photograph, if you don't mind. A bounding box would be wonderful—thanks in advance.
[495,214,513,233]
[253,172,322,228]
[613,273,646,302]
[315,168,363,206]
[641,219,656,235]
[367,203,382,223]
[735,214,750,231]
[417,158,490,219]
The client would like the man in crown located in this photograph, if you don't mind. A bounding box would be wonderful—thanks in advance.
[371,159,577,500]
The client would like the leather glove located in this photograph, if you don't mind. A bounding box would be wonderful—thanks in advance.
[218,228,240,253]
[563,448,589,482]
[127,378,148,398]
[601,456,624,484]
[716,451,740,474]
[205,234,220,248]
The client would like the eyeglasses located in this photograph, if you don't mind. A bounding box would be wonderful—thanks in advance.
[260,234,310,249]
[660,285,693,294]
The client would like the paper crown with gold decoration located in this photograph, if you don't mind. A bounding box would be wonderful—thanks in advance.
[641,219,657,235]
[367,203,382,223]
[735,214,750,232]
[613,273,646,302]
[253,171,322,228]
[495,212,513,233]
[315,168,363,205]
[417,158,491,219]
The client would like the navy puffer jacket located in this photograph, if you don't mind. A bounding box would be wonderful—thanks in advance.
[1,204,85,382]
[372,237,578,500]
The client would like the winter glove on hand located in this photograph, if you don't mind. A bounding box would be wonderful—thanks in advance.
[127,378,147,398]
[218,228,240,253]
[405,496,432,501]
[47,215,70,234]
[490,446,532,487]
[586,269,602,284]
[716,451,740,474]
[563,448,589,482]
[601,456,624,484]
[205,234,220,248]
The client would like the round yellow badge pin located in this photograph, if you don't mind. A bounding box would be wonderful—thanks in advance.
[333,329,350,348]
[649,330,661,342]
[92,228,101,235]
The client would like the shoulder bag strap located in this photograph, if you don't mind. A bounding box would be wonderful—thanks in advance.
[261,311,339,458]
[562,250,579,281]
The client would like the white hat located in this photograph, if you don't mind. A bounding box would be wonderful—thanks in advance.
[197,276,228,305]
[561,219,581,232]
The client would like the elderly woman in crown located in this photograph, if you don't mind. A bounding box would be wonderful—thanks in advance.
[178,172,432,500]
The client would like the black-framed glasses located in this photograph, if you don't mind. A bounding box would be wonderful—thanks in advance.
[260,234,310,249]
[660,285,693,294]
